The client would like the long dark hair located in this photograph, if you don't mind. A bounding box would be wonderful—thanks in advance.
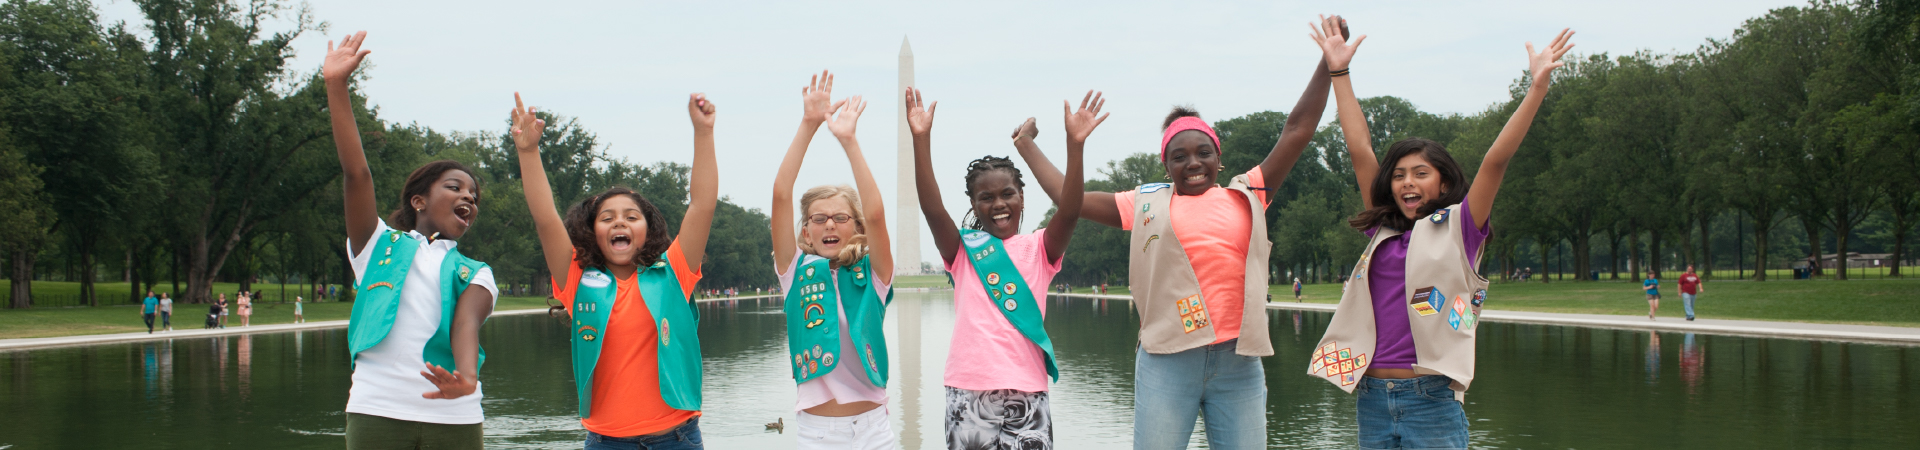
[563,186,673,270]
[387,160,481,233]
[960,155,1025,231]
[1347,138,1467,232]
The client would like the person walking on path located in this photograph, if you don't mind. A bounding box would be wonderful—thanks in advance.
[294,296,305,323]
[159,293,173,331]
[1643,272,1661,320]
[1293,277,1303,302]
[238,291,253,327]
[1678,266,1702,321]
[216,293,228,329]
[142,291,159,334]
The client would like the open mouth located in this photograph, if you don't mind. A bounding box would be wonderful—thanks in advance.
[453,204,474,228]
[1400,193,1423,210]
[992,213,1013,229]
[610,232,633,251]
[820,236,841,247]
[1183,173,1209,187]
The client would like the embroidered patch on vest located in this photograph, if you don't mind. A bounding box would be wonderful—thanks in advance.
[581,271,613,288]
[1144,213,1155,224]
[1411,287,1443,316]
[1429,208,1450,224]
[366,281,395,291]
[1139,183,1170,194]
[1004,299,1018,312]
[458,266,472,282]
[1447,295,1468,330]
[1143,235,1160,252]
[986,272,1001,286]
[1178,294,1210,333]
[1351,254,1371,281]
[661,319,671,344]
[1309,341,1367,386]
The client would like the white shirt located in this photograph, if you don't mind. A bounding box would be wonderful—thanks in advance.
[344,220,498,424]
[777,251,891,411]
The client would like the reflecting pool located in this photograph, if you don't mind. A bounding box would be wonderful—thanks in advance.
[1,291,1916,448]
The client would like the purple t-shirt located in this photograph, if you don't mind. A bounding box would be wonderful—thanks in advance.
[1365,200,1489,369]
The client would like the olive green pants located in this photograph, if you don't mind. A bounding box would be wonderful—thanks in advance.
[345,412,483,449]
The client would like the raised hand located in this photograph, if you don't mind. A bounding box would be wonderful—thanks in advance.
[688,93,717,131]
[418,363,477,399]
[1308,15,1363,71]
[802,70,840,125]
[1063,90,1110,144]
[905,87,936,137]
[828,95,867,140]
[509,93,547,154]
[323,31,372,84]
[1527,29,1576,86]
[1011,117,1039,141]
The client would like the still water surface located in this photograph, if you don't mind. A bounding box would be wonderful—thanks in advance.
[1,291,1916,448]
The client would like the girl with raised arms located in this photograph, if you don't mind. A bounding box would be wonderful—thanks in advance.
[1021,22,1342,448]
[769,71,897,450]
[325,31,498,448]
[907,87,1104,449]
[513,90,718,450]
[1305,15,1573,449]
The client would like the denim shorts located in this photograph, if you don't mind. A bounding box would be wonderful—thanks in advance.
[1356,375,1468,450]
[584,418,702,450]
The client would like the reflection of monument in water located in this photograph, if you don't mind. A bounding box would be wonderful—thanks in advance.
[895,37,922,276]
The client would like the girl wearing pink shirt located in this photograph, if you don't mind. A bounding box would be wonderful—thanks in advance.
[907,87,1104,449]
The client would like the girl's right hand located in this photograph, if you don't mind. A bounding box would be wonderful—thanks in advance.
[322,31,371,84]
[905,87,936,137]
[802,70,841,125]
[1063,90,1109,144]
[1010,117,1039,141]
[1308,15,1363,71]
[510,93,547,154]
[828,95,867,141]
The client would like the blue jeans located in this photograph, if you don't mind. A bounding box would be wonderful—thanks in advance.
[584,418,702,450]
[1132,339,1266,450]
[1356,375,1468,450]
[1682,293,1697,319]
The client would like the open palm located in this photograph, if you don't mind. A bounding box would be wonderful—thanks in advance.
[1527,29,1576,85]
[828,95,866,140]
[905,88,936,136]
[802,70,839,124]
[322,31,371,83]
[1308,15,1362,70]
[1063,90,1109,144]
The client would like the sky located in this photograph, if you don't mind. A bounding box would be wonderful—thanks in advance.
[97,0,1808,271]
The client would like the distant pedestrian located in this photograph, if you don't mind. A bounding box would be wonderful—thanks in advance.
[1643,272,1661,320]
[293,296,305,323]
[159,293,173,332]
[1678,265,1703,321]
[142,291,159,334]
[238,291,252,327]
[216,293,228,328]
[328,284,336,299]
[1293,277,1303,302]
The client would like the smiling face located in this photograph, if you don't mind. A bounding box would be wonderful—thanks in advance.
[409,169,479,239]
[1388,153,1450,219]
[969,169,1025,239]
[593,195,649,269]
[801,195,860,257]
[1163,130,1221,196]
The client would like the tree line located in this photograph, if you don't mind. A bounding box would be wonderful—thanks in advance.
[0,0,776,308]
[1052,0,1920,287]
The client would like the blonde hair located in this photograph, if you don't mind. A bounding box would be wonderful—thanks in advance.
[797,185,869,268]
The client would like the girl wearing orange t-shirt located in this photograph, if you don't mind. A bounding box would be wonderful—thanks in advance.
[514,92,720,449]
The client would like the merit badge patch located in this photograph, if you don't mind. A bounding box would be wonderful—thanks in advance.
[986,272,1001,286]
[1178,294,1210,333]
[1308,341,1368,386]
[1143,235,1160,252]
[1004,299,1018,311]
[458,265,472,282]
[1351,254,1371,281]
[1429,208,1450,224]
[1410,287,1442,316]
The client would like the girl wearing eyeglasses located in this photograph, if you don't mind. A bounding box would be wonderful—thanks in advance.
[768,70,898,449]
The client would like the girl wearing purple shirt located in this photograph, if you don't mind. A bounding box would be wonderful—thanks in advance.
[1312,15,1574,448]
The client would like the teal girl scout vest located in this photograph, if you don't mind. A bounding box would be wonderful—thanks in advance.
[348,229,491,371]
[569,258,701,418]
[960,229,1059,381]
[786,254,892,387]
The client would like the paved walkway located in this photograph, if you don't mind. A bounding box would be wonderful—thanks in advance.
[0,294,781,352]
[1054,293,1920,346]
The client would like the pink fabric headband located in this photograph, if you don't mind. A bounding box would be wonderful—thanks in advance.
[1160,116,1222,162]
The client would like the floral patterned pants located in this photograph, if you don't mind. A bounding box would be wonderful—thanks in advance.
[945,386,1052,450]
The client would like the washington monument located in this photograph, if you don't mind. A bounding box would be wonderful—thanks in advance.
[895,37,922,275]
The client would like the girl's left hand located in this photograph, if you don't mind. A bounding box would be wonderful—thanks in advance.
[905,88,935,137]
[1063,90,1109,144]
[828,95,867,140]
[509,93,547,154]
[1527,29,1576,85]
[688,93,717,130]
[419,364,476,399]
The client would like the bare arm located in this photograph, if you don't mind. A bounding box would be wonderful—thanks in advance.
[1310,15,1379,209]
[324,31,378,254]
[1262,57,1334,190]
[510,94,574,287]
[772,71,838,273]
[1044,91,1108,263]
[827,96,894,284]
[1468,29,1574,229]
[1013,120,1122,228]
[420,283,493,399]
[678,94,720,268]
[906,88,960,266]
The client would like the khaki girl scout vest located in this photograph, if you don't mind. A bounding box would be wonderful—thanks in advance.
[568,258,701,418]
[1309,204,1488,402]
[1127,174,1274,357]
[787,254,893,387]
[349,229,490,371]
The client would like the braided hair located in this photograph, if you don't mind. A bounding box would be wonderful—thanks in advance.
[960,155,1026,231]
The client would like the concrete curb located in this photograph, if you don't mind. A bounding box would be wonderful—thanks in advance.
[1051,293,1920,347]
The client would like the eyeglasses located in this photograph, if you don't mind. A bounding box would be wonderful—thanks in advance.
[808,214,853,224]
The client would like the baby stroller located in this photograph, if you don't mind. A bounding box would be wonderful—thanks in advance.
[205,304,222,329]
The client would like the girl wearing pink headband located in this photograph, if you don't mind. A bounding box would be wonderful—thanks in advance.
[1020,17,1347,449]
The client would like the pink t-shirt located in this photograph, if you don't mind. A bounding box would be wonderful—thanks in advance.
[776,250,892,411]
[944,229,1063,393]
[1114,167,1270,344]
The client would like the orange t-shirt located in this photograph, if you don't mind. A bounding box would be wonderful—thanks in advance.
[1113,167,1270,344]
[552,241,702,437]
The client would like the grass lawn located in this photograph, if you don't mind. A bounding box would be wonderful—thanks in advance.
[1065,278,1920,328]
[0,280,553,339]
[894,274,953,289]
